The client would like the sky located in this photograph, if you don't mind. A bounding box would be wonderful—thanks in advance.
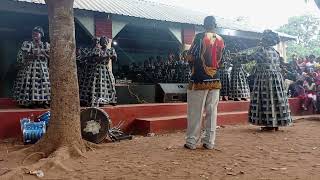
[149,0,319,29]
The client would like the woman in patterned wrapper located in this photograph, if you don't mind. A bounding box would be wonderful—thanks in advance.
[80,36,117,107]
[219,50,232,101]
[233,30,292,130]
[78,41,94,106]
[13,26,50,107]
[229,51,250,101]
[181,50,192,83]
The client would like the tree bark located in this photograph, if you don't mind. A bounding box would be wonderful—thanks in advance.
[36,0,85,155]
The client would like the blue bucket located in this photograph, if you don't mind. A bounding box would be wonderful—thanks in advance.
[22,121,46,144]
[20,118,31,131]
[37,111,50,126]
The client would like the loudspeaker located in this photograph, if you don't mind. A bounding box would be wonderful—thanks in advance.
[156,83,188,103]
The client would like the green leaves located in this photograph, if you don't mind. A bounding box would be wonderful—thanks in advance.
[277,14,320,58]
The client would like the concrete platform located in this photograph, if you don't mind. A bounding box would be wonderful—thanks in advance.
[0,98,312,139]
[133,111,248,134]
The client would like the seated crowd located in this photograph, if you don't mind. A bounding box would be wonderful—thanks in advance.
[120,52,191,83]
[284,54,320,112]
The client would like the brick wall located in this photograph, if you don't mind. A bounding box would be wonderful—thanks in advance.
[182,25,195,45]
[94,16,113,70]
[95,16,112,38]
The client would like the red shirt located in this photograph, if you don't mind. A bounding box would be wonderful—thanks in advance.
[203,34,225,69]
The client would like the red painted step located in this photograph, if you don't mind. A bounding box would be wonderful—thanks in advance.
[0,98,18,109]
[0,98,249,113]
[132,111,248,135]
[218,101,249,113]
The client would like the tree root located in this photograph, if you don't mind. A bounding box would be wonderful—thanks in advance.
[22,152,46,165]
[1,141,94,179]
[70,144,87,159]
[84,140,103,151]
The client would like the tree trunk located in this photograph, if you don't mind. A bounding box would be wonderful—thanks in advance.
[36,0,85,155]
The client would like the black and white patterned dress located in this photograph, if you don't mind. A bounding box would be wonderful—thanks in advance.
[79,46,117,106]
[229,60,250,99]
[219,61,231,97]
[249,47,292,127]
[13,41,50,107]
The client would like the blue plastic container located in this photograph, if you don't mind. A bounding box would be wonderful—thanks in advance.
[21,121,46,144]
[20,118,31,131]
[37,111,50,126]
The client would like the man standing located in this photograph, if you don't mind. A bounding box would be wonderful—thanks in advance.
[185,16,224,150]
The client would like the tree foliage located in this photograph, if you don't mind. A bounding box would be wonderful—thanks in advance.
[277,14,320,59]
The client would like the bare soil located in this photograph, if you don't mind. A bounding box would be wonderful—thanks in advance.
[1,118,320,180]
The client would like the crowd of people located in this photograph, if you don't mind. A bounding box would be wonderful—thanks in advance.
[121,52,191,83]
[283,54,320,112]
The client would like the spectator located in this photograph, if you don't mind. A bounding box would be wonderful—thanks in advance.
[289,58,302,74]
[314,69,320,85]
[290,54,298,62]
[317,56,320,63]
[292,80,305,96]
[316,84,320,113]
[303,77,317,111]
[290,80,307,110]
[297,57,306,72]
[306,54,316,73]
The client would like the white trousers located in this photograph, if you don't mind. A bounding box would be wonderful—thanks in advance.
[186,89,220,148]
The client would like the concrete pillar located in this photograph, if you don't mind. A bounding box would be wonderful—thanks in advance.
[275,41,287,62]
[95,15,113,39]
[94,15,113,70]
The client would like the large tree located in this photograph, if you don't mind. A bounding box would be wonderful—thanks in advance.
[39,0,85,156]
[277,14,320,58]
[2,0,94,178]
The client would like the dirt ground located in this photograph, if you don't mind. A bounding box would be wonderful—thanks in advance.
[1,118,320,180]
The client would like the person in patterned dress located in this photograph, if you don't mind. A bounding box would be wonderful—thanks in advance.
[229,53,250,101]
[219,50,232,101]
[80,36,117,106]
[233,30,292,130]
[13,26,50,107]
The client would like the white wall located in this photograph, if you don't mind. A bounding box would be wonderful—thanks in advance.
[75,12,95,37]
[112,20,127,38]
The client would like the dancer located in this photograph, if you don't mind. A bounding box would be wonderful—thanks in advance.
[13,26,50,107]
[229,53,250,101]
[233,30,292,130]
[219,50,232,101]
[80,36,117,106]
